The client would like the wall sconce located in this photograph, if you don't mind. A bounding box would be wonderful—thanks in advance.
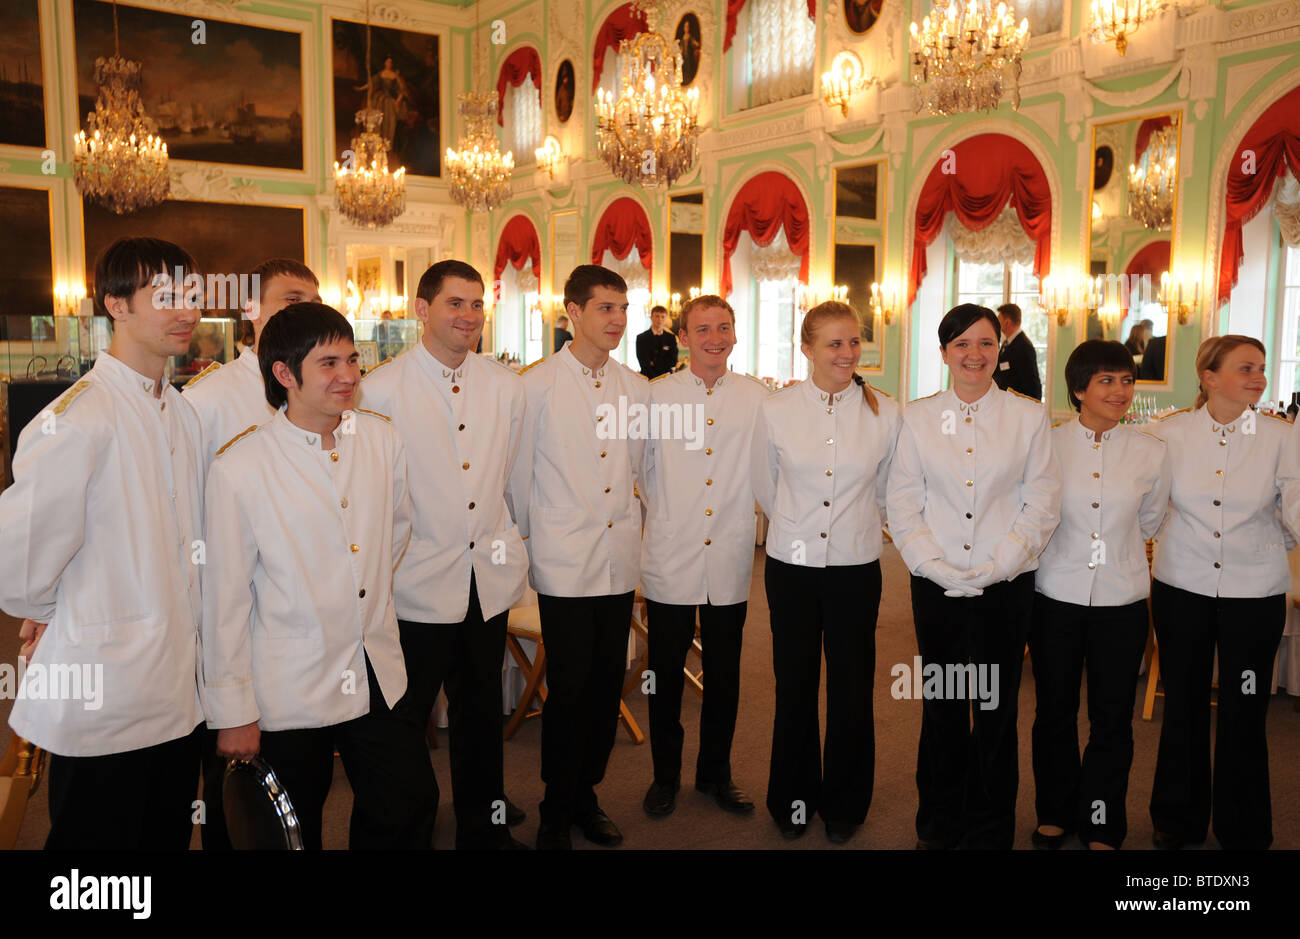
[54,282,87,316]
[1158,272,1200,326]
[1038,274,1082,328]
[820,51,874,117]
[535,136,564,179]
[869,282,898,326]
[796,283,848,314]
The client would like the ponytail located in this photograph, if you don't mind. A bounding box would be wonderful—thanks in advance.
[852,372,880,416]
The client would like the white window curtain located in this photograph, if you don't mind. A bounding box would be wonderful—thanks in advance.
[600,246,650,367]
[946,205,1036,268]
[1274,171,1300,249]
[506,78,542,164]
[748,0,815,107]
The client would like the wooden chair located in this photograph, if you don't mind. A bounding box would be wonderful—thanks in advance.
[0,734,46,850]
[624,593,704,703]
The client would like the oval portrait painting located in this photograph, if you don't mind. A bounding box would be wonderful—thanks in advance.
[674,13,702,87]
[555,59,575,124]
[844,0,884,34]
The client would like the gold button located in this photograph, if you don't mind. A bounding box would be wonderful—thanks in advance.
[826,408,834,415]
[340,498,349,509]
[1214,562,1221,569]
[607,521,613,528]
[705,448,712,455]
[330,452,339,462]
[1215,469,1223,476]
[704,538,711,545]
[350,544,359,553]
[826,469,833,476]
[963,544,971,550]
[1213,499,1221,506]
[1091,532,1099,539]
[1214,531,1220,538]
[1219,438,1226,446]
[452,384,460,393]
[1093,443,1100,450]
[706,478,713,486]
[964,416,972,423]
[706,389,713,396]
[965,448,973,454]
[161,400,166,411]
[824,500,830,507]
[1092,473,1100,479]
[458,423,465,431]
[1087,562,1096,570]
[469,541,475,549]
[468,501,476,510]
[705,508,712,516]
[597,414,605,422]
[965,480,973,487]
[358,589,366,598]
[462,462,470,470]
[826,437,834,445]
[600,450,607,458]
[604,486,611,493]
[1091,502,1099,508]
[706,418,714,426]
[965,512,972,519]
[594,381,602,388]
[820,532,827,539]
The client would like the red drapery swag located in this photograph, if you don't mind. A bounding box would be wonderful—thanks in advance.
[592,3,647,91]
[1134,116,1173,161]
[591,197,653,270]
[1218,85,1300,305]
[720,171,811,298]
[494,215,541,286]
[724,0,816,52]
[1125,240,1171,281]
[496,46,542,126]
[909,133,1052,308]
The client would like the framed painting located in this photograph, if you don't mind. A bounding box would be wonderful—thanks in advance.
[72,0,304,171]
[332,18,441,178]
[0,0,45,148]
[844,0,883,35]
[555,59,575,124]
[0,186,54,317]
[674,14,701,87]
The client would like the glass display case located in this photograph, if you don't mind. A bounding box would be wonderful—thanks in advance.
[0,314,112,380]
[170,317,239,382]
[352,317,421,369]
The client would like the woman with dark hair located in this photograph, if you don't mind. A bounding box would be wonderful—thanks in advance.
[1147,334,1295,850]
[1030,340,1170,850]
[886,303,1061,850]
[1124,320,1151,358]
[751,301,899,844]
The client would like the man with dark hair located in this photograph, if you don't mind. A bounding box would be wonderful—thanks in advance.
[553,314,573,353]
[636,304,678,378]
[0,237,206,848]
[993,303,1042,400]
[202,302,436,849]
[508,264,650,849]
[361,260,530,850]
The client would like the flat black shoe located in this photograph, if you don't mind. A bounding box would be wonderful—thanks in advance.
[535,822,571,851]
[576,808,623,847]
[1031,827,1069,850]
[825,821,859,845]
[696,779,756,815]
[643,779,680,817]
[775,817,809,840]
[1152,830,1184,851]
[504,797,526,827]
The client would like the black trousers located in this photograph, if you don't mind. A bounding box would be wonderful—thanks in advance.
[396,575,510,849]
[1029,593,1149,848]
[1149,580,1285,850]
[911,571,1033,849]
[46,723,203,850]
[645,598,747,786]
[536,591,634,827]
[257,655,437,850]
[764,557,880,827]
[199,729,233,849]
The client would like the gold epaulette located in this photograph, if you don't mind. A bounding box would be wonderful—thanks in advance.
[355,407,391,423]
[364,357,393,376]
[183,361,221,388]
[909,390,943,404]
[867,382,892,399]
[1261,410,1290,423]
[1051,420,1063,428]
[1136,430,1165,443]
[649,371,671,383]
[51,379,92,415]
[518,357,546,375]
[1008,389,1043,403]
[1157,406,1192,421]
[215,425,259,457]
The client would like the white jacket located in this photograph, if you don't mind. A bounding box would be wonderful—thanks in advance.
[182,346,273,469]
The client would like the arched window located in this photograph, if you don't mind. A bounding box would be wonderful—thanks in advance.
[494,215,542,364]
[593,4,648,110]
[721,171,811,381]
[726,0,816,110]
[591,197,653,367]
[497,47,542,164]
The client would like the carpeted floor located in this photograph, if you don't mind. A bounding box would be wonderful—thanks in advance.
[5,543,1299,850]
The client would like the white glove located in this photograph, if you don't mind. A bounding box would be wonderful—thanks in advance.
[965,558,1014,590]
[918,559,984,598]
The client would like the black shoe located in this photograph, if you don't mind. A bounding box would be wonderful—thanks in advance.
[1031,827,1069,850]
[535,822,571,851]
[576,808,623,847]
[696,779,756,815]
[1152,830,1184,851]
[504,797,526,827]
[775,816,809,840]
[643,779,680,817]
[825,821,859,845]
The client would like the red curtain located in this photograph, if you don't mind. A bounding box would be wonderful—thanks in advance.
[1125,240,1170,281]
[1218,85,1300,305]
[496,46,542,126]
[720,171,810,298]
[592,3,647,91]
[494,215,541,286]
[591,197,653,270]
[724,0,816,52]
[1134,116,1173,160]
[909,133,1052,308]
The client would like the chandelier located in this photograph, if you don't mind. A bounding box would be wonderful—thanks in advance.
[446,92,515,212]
[1090,0,1167,55]
[1128,122,1177,231]
[594,0,699,189]
[334,1,406,228]
[909,0,1029,116]
[73,0,169,215]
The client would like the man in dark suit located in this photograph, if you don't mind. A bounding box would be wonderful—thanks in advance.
[636,305,678,379]
[1138,335,1166,381]
[993,303,1042,400]
[552,314,573,353]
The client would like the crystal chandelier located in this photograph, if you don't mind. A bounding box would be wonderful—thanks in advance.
[1090,0,1166,55]
[334,0,406,229]
[1128,122,1177,231]
[446,92,514,212]
[909,0,1030,117]
[594,0,699,189]
[73,0,169,215]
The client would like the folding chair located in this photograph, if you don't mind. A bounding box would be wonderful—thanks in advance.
[0,735,46,850]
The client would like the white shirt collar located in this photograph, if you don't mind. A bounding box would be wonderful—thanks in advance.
[96,350,172,400]
[560,343,608,386]
[1072,416,1116,443]
[270,406,349,450]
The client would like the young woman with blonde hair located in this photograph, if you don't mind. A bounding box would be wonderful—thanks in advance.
[751,301,900,844]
